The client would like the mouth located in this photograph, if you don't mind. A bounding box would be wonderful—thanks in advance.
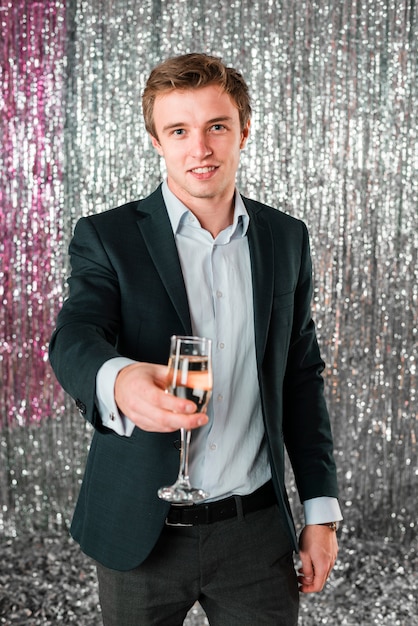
[190,166,217,175]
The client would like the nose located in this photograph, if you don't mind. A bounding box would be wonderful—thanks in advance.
[190,131,212,159]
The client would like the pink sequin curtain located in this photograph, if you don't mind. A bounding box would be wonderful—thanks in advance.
[1,0,66,429]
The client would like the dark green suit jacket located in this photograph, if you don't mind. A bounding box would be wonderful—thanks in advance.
[49,185,338,571]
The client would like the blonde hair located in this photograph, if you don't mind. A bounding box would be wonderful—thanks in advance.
[142,53,251,138]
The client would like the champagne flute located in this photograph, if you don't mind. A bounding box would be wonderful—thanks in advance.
[158,335,212,504]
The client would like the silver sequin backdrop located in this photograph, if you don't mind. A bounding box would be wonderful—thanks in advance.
[1,0,417,543]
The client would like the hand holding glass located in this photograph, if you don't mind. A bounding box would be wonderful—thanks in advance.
[158,335,212,504]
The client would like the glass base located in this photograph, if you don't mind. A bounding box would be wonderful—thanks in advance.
[158,480,209,504]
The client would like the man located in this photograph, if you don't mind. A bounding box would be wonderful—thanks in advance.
[49,53,342,625]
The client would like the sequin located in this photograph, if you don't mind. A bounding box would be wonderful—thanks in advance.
[0,0,416,544]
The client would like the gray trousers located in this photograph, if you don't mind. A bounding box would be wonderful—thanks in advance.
[96,504,299,626]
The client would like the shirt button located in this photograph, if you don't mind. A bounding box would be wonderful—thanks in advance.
[217,394,223,402]
[219,342,225,349]
[210,443,217,451]
[216,290,223,298]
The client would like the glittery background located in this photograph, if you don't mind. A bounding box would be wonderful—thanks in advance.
[1,0,417,550]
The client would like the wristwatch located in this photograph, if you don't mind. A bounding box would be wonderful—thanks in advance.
[320,521,340,531]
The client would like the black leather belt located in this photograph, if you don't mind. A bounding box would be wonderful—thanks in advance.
[165,480,276,526]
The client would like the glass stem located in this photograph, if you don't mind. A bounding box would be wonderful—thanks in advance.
[178,427,191,483]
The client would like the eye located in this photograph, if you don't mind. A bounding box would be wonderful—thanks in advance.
[211,124,225,131]
[173,128,185,136]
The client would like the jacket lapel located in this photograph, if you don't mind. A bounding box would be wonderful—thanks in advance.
[135,187,192,334]
[244,197,274,367]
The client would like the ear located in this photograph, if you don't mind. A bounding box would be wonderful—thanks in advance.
[150,134,164,156]
[240,120,251,149]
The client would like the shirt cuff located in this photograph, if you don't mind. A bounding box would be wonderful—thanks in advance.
[95,356,137,437]
[303,497,343,525]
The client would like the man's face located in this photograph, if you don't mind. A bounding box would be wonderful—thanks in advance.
[150,84,250,213]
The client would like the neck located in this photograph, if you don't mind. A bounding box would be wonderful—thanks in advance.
[164,179,236,238]
[192,202,235,238]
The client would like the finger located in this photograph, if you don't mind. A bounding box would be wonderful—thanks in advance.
[297,564,328,594]
[117,366,197,417]
[158,387,199,415]
[122,401,208,433]
[298,553,314,585]
[132,406,208,432]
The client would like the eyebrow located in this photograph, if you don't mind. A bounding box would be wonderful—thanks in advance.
[161,116,234,133]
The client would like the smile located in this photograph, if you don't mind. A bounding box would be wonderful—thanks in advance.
[190,166,217,174]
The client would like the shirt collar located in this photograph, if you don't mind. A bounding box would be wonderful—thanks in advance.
[161,180,249,239]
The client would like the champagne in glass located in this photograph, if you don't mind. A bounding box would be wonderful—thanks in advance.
[158,335,212,504]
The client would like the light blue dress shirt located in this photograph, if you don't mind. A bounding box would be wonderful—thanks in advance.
[96,182,342,524]
[161,182,270,500]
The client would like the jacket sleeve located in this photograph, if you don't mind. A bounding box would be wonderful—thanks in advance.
[282,222,339,502]
[49,216,123,428]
